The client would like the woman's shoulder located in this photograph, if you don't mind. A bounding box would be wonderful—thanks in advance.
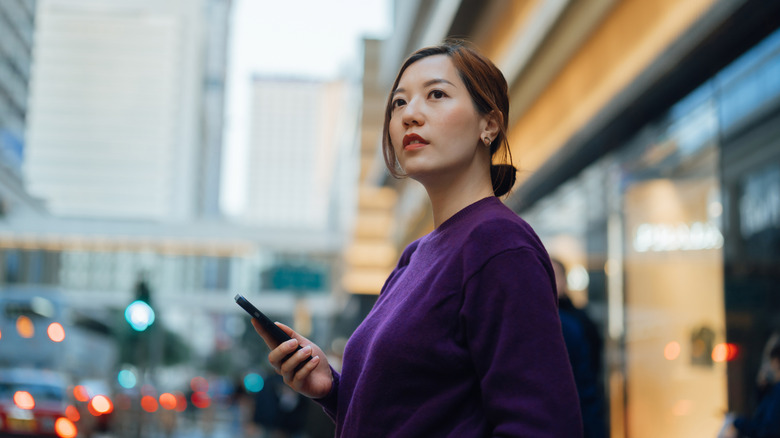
[465,200,543,252]
[397,238,422,268]
[450,202,547,278]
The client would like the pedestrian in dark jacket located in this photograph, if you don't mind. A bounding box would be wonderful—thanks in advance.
[552,257,608,438]
[731,344,780,438]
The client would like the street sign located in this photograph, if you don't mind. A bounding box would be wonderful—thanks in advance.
[262,265,327,292]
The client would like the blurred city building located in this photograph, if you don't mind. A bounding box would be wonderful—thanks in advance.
[350,1,780,437]
[24,0,218,221]
[24,0,229,221]
[199,0,231,219]
[0,0,358,435]
[0,0,357,393]
[0,0,360,400]
[0,0,46,219]
[241,76,359,233]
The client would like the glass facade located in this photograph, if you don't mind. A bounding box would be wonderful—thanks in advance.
[522,26,780,438]
[0,0,35,173]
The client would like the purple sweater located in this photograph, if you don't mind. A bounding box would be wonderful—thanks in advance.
[318,197,583,437]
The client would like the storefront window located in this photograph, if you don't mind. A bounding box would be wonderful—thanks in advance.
[522,25,780,437]
[618,96,725,436]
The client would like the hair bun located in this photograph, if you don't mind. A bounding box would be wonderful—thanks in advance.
[490,164,517,197]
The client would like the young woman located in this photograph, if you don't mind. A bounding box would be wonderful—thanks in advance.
[252,39,583,437]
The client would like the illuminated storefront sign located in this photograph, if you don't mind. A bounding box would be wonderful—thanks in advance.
[739,165,780,239]
[633,221,724,252]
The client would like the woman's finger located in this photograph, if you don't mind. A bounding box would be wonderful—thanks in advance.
[280,344,313,381]
[289,355,321,389]
[267,338,300,369]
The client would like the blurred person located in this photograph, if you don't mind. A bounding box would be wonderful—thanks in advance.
[721,344,780,438]
[231,374,259,438]
[251,372,307,438]
[250,39,581,437]
[757,330,780,397]
[251,371,279,436]
[551,258,608,438]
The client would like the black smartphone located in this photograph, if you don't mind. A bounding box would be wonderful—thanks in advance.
[234,294,313,370]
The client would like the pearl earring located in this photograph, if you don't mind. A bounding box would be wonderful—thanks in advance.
[483,137,491,146]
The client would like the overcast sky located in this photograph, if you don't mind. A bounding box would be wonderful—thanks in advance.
[221,0,392,215]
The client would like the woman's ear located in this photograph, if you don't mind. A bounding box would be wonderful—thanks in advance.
[481,111,501,142]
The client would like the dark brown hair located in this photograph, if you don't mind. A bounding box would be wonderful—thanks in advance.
[381,39,517,197]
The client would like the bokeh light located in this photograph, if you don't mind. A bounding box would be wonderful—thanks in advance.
[125,300,155,331]
[664,341,681,360]
[712,343,739,362]
[117,369,137,389]
[90,395,113,415]
[73,385,89,402]
[244,372,264,393]
[47,322,66,342]
[190,376,208,392]
[66,405,80,422]
[141,395,159,413]
[191,391,211,409]
[159,393,177,410]
[14,391,35,409]
[55,417,78,438]
[174,391,188,412]
[16,316,34,338]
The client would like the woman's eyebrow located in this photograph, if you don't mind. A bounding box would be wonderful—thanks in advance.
[392,78,456,96]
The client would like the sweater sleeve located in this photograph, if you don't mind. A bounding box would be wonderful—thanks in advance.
[313,366,340,422]
[460,248,583,437]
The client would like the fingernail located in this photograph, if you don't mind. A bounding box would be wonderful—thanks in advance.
[285,339,298,348]
[302,345,312,354]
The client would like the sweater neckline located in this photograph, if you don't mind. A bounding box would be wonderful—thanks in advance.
[430,196,498,237]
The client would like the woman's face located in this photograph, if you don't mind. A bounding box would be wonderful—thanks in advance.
[389,54,491,187]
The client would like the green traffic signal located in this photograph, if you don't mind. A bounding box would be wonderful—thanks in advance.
[125,300,155,331]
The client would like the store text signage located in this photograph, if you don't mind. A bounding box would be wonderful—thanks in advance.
[633,222,723,252]
[739,165,780,239]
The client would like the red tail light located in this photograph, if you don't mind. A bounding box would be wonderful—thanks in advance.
[13,390,35,409]
[73,385,89,402]
[55,417,78,438]
[65,405,80,422]
[159,392,177,410]
[141,395,158,413]
[89,395,113,415]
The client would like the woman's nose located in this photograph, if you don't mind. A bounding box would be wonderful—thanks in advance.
[401,99,423,126]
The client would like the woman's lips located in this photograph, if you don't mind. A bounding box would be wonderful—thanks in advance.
[403,133,428,150]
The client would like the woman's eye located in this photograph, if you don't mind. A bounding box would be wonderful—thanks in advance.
[392,98,406,108]
[430,90,445,99]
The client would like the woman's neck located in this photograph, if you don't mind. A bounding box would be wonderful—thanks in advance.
[424,175,494,228]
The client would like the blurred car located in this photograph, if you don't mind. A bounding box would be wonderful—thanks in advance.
[0,368,77,438]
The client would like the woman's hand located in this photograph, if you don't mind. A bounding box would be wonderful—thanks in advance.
[251,319,333,399]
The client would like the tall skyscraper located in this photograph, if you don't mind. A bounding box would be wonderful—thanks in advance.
[198,0,231,218]
[0,0,36,175]
[0,0,46,217]
[242,77,357,232]
[24,0,229,221]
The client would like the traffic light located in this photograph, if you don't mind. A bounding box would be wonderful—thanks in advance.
[125,280,155,332]
[125,300,155,331]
